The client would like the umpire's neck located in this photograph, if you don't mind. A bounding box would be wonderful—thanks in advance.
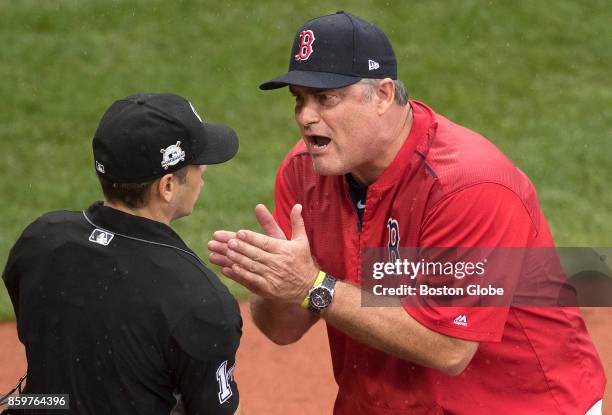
[104,172,194,226]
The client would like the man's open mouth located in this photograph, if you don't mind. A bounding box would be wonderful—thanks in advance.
[306,135,332,149]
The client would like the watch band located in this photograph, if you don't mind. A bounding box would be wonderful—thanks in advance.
[307,273,337,314]
[301,270,326,309]
[321,274,336,291]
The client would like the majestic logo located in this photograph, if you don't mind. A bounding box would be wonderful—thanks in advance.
[89,229,114,246]
[368,59,380,70]
[453,314,468,327]
[188,101,203,123]
[387,218,400,262]
[160,141,186,170]
[294,30,316,61]
[95,160,105,174]
[216,360,236,404]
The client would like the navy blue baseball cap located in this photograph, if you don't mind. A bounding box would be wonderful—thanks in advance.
[93,93,239,183]
[260,11,397,90]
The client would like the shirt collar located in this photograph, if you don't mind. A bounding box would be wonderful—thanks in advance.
[368,99,437,191]
[84,201,191,252]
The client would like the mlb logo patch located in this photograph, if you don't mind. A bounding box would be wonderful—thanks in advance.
[89,229,114,246]
[160,141,186,170]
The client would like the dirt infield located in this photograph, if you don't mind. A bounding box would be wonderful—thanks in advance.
[1,305,609,414]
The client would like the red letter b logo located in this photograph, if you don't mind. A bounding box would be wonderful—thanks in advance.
[294,30,316,61]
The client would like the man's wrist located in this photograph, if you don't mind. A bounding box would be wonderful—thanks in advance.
[301,270,326,309]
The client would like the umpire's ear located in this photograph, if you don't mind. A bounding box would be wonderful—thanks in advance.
[157,173,176,203]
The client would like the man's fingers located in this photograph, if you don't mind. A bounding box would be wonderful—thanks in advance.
[226,246,267,275]
[207,239,230,256]
[209,252,234,268]
[255,204,286,240]
[236,229,281,253]
[211,230,237,243]
[228,264,268,295]
[228,237,273,265]
[221,266,239,280]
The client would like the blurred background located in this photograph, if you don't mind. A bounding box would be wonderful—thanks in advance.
[1,0,611,319]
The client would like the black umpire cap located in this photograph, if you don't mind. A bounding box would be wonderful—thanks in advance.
[93,93,239,183]
[260,11,397,90]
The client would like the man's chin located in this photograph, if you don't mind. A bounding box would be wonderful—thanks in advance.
[171,208,194,223]
[311,161,345,177]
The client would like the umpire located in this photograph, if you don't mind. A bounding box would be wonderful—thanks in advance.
[2,93,242,414]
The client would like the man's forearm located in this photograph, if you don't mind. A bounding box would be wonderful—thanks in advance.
[250,294,319,345]
[321,281,478,375]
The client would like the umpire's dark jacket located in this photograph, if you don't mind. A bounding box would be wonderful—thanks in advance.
[2,202,242,415]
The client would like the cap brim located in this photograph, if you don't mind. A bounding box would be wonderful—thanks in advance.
[193,123,239,165]
[259,70,361,90]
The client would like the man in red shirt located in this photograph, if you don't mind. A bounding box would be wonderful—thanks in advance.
[209,11,605,414]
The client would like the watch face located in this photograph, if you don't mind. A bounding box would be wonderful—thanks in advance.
[310,287,332,309]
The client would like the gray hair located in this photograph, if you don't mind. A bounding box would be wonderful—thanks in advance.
[359,78,409,106]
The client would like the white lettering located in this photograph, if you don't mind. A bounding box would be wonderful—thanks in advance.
[466,284,504,296]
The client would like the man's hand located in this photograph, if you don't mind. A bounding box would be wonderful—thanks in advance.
[208,204,319,303]
[209,204,320,345]
[209,204,284,278]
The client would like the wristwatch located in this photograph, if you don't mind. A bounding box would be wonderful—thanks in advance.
[305,272,337,313]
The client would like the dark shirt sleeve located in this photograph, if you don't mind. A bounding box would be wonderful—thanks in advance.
[169,338,239,415]
[2,224,35,319]
[2,246,20,318]
[167,298,241,415]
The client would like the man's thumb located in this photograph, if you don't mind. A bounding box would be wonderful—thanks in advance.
[290,204,306,240]
[255,204,286,240]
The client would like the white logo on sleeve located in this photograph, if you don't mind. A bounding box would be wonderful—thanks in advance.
[216,360,236,404]
[368,59,380,70]
[453,314,468,327]
[89,229,114,246]
[160,141,186,170]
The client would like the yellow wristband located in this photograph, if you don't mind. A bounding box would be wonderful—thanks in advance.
[301,270,326,309]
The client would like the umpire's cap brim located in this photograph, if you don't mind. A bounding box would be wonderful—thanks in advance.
[259,70,362,90]
[193,123,239,165]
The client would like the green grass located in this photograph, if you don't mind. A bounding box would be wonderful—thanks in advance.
[1,0,611,320]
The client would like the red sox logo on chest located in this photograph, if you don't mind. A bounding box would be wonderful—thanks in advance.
[387,218,401,262]
[294,30,316,61]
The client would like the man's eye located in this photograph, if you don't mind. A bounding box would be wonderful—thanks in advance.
[318,94,337,105]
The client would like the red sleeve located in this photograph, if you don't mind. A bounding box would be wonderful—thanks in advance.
[403,183,536,342]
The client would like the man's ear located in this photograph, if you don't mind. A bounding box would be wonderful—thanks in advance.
[156,174,175,203]
[375,78,396,115]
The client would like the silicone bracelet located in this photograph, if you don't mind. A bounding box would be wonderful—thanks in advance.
[300,270,326,309]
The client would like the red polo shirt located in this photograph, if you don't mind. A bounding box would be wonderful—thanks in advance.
[273,100,605,414]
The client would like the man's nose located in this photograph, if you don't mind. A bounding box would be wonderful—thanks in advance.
[296,101,320,129]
